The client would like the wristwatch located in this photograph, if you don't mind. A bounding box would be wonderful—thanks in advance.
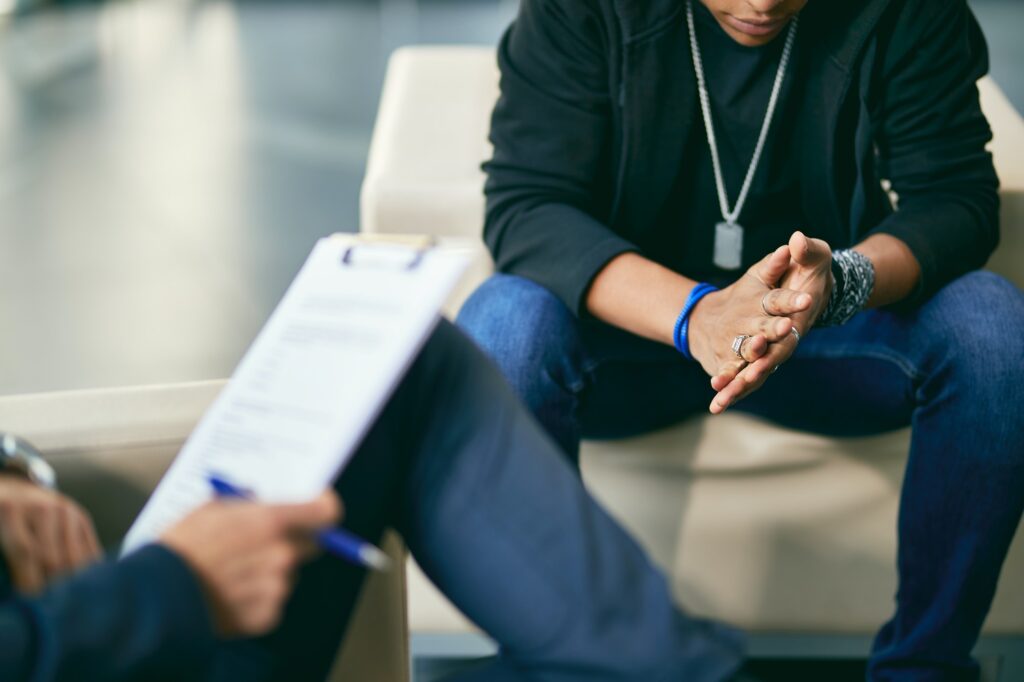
[0,433,57,489]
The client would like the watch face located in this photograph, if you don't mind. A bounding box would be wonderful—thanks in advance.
[0,433,57,489]
[3,433,35,460]
[1,432,18,457]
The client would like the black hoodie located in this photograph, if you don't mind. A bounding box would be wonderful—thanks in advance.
[483,0,999,314]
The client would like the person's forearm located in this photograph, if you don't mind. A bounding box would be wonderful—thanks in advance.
[852,233,922,308]
[584,253,699,346]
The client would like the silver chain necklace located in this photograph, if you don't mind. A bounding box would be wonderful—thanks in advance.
[686,0,799,270]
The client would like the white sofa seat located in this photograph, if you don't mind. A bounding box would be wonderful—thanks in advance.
[361,45,1024,676]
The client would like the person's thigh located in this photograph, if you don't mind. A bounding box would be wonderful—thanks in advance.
[574,319,716,440]
[734,271,1024,436]
[205,319,740,682]
[733,352,915,437]
[734,310,921,435]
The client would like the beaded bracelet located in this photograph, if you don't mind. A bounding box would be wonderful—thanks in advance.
[674,283,719,359]
[817,249,875,327]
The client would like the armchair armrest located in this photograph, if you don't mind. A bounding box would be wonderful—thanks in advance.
[361,45,497,241]
[360,46,498,315]
[979,77,1024,288]
[0,381,224,545]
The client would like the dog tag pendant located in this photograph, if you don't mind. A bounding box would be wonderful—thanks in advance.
[713,221,743,270]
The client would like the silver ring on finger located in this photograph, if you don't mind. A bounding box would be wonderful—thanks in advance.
[790,326,801,343]
[732,334,750,359]
[761,292,772,316]
[771,364,780,374]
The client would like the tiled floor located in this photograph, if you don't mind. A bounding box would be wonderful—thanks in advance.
[0,0,1021,397]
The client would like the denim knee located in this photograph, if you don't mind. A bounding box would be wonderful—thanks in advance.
[456,274,586,404]
[916,272,1024,433]
[919,272,1024,373]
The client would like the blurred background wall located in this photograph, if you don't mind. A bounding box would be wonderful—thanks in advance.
[0,0,1019,396]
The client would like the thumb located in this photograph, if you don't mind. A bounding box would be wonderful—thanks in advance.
[789,231,828,267]
[754,244,791,287]
[269,491,342,532]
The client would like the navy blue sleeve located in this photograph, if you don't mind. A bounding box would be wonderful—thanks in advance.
[0,544,216,681]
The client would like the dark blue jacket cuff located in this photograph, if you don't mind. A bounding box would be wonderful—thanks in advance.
[2,543,216,681]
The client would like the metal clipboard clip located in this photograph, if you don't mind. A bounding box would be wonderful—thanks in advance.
[338,234,438,271]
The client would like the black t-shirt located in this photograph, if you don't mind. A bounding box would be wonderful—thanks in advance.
[654,3,805,285]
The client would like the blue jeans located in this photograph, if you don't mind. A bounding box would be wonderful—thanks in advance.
[207,320,744,682]
[456,271,1024,682]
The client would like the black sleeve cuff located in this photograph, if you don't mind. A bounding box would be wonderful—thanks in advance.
[565,237,640,317]
[869,193,998,310]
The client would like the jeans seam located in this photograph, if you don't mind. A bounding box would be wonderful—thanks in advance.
[543,365,587,398]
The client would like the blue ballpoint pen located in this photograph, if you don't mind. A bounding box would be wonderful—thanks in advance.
[207,474,391,571]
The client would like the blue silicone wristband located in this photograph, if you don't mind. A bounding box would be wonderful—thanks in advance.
[673,283,719,359]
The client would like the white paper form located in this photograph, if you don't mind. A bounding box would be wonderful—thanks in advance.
[122,235,470,554]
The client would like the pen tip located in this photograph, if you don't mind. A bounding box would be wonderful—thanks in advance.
[361,546,393,571]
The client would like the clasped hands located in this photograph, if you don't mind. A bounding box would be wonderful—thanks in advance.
[688,231,833,414]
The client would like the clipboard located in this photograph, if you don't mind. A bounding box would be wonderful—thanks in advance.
[339,233,436,269]
[121,234,472,554]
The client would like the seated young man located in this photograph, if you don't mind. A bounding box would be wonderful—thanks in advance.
[456,0,1024,680]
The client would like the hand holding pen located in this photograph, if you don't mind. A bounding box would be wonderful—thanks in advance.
[160,488,342,636]
[207,474,391,571]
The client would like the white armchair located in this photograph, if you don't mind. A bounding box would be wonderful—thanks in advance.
[361,46,1024,681]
